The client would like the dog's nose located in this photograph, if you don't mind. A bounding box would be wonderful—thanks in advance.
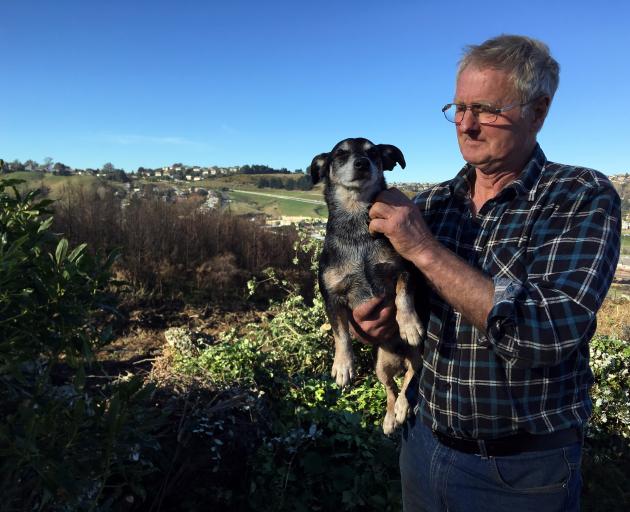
[354,157,370,171]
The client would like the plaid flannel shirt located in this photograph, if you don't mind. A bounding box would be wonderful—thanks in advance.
[412,145,621,439]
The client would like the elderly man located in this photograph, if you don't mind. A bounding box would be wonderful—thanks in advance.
[353,35,620,511]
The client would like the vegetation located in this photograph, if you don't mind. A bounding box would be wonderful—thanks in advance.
[0,176,628,510]
[227,189,326,218]
[0,179,165,510]
[255,174,313,191]
[52,185,309,305]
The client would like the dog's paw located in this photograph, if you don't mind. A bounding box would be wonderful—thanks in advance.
[331,359,354,388]
[397,313,425,347]
[394,394,410,426]
[382,411,397,436]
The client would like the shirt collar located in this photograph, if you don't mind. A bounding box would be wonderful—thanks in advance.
[445,144,547,203]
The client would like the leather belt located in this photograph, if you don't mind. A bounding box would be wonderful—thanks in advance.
[432,427,582,457]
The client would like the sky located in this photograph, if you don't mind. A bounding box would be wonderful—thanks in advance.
[2,0,629,183]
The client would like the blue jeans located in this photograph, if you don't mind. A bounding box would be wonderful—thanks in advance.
[399,416,582,512]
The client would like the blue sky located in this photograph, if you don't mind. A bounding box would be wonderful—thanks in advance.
[2,0,629,182]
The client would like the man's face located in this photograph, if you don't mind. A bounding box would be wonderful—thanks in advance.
[454,66,540,175]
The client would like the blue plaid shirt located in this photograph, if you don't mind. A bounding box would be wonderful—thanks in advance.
[412,145,621,439]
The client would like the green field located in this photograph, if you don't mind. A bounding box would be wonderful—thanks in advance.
[227,189,327,218]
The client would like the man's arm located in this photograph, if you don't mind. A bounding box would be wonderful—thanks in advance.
[364,184,621,369]
[367,188,494,332]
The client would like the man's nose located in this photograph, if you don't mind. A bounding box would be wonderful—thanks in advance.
[457,109,479,132]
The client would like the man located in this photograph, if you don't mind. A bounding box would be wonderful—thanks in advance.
[352,35,620,511]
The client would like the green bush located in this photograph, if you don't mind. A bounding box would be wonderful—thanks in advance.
[582,335,630,510]
[0,179,164,511]
[589,335,630,444]
[173,254,401,511]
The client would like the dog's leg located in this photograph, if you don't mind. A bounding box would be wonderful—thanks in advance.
[394,349,422,426]
[375,347,405,435]
[395,271,425,346]
[329,307,354,388]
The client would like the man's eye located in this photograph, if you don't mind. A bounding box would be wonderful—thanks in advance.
[455,104,467,113]
[475,104,496,114]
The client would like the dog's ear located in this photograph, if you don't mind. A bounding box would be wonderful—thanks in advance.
[377,144,406,171]
[309,153,330,184]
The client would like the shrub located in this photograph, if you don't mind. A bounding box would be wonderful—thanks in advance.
[170,250,401,511]
[0,179,164,511]
[582,334,630,510]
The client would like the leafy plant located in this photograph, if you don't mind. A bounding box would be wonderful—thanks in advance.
[0,179,164,511]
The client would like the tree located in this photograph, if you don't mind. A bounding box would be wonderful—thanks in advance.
[102,162,115,174]
[106,169,130,183]
[53,162,72,176]
[43,157,53,172]
[10,160,25,173]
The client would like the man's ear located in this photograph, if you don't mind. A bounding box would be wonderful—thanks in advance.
[309,153,330,184]
[530,95,551,133]
[377,144,406,171]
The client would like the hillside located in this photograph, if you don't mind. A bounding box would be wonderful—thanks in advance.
[6,170,628,222]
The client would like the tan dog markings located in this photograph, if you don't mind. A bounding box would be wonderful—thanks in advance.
[329,308,354,388]
[322,264,354,295]
[395,273,425,346]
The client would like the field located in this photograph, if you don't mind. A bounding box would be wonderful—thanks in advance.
[227,189,327,217]
[9,170,103,197]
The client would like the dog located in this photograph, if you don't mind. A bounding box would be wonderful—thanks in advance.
[310,137,425,434]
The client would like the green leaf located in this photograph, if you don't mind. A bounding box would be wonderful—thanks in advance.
[55,238,69,265]
[67,243,87,263]
[37,216,53,233]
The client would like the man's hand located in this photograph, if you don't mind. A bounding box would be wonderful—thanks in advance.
[349,296,398,345]
[368,188,436,264]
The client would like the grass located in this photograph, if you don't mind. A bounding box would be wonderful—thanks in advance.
[597,293,630,339]
[227,189,327,218]
[8,171,110,198]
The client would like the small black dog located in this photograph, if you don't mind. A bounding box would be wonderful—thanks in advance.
[310,137,424,434]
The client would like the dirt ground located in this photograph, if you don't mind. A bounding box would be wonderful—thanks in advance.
[93,302,265,381]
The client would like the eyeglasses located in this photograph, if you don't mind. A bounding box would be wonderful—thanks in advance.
[441,99,535,124]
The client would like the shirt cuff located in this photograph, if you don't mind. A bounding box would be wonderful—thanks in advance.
[484,276,525,349]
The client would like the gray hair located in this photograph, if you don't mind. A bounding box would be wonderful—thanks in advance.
[457,34,560,110]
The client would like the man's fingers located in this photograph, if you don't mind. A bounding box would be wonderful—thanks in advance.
[352,296,386,321]
[350,299,398,345]
[368,218,386,236]
[374,187,408,206]
[349,315,398,345]
[368,202,386,220]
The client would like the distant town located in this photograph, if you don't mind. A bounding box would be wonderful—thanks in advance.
[0,157,627,222]
[0,158,296,181]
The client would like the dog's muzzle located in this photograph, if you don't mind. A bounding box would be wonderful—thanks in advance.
[353,157,372,179]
